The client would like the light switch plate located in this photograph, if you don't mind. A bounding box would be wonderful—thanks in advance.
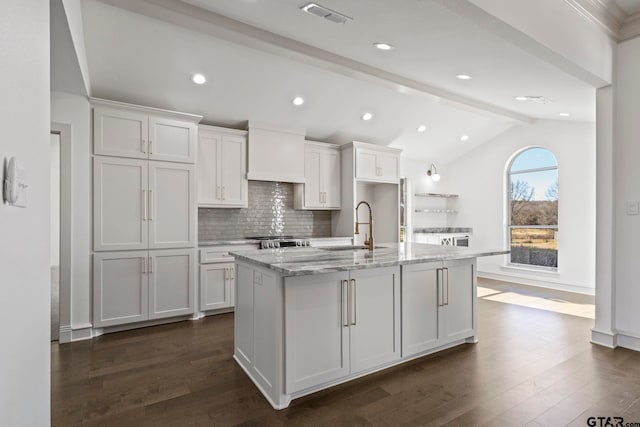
[626,201,639,215]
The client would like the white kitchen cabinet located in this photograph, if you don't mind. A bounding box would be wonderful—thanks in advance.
[197,125,248,208]
[401,259,475,358]
[293,141,341,210]
[149,249,196,320]
[148,161,196,249]
[93,99,200,164]
[94,249,196,327]
[93,251,149,327]
[93,157,149,251]
[200,263,234,311]
[353,143,400,183]
[284,266,400,393]
[94,158,195,251]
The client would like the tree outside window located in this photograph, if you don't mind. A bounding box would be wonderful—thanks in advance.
[508,148,558,268]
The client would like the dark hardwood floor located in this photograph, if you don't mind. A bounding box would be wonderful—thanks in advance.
[52,280,640,426]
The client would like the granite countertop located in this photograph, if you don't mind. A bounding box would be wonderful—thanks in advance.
[413,227,473,234]
[198,236,353,248]
[230,242,508,276]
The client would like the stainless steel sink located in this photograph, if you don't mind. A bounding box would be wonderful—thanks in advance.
[319,245,387,251]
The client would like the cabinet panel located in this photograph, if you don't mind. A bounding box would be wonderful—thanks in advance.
[197,132,220,205]
[220,135,247,206]
[349,267,401,373]
[93,157,148,251]
[93,106,148,159]
[323,150,341,208]
[148,162,196,249]
[355,149,378,180]
[304,149,322,208]
[148,249,195,319]
[149,117,196,163]
[93,251,149,327]
[401,262,440,357]
[285,272,350,393]
[200,263,233,311]
[441,260,475,343]
[378,153,399,181]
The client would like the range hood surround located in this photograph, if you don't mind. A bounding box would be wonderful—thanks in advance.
[247,121,306,183]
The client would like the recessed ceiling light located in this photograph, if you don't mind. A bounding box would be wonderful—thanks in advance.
[456,74,472,80]
[514,96,528,101]
[460,135,469,141]
[417,125,427,132]
[558,112,570,117]
[361,112,373,121]
[374,42,394,51]
[292,96,305,106]
[191,73,206,85]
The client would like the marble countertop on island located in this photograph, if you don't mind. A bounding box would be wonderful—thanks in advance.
[413,227,473,234]
[230,242,508,276]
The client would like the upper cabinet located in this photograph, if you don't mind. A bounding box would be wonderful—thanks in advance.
[247,121,306,183]
[197,125,248,208]
[92,99,201,164]
[294,141,341,210]
[352,142,400,183]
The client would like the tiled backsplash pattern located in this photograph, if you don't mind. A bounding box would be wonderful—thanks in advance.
[199,181,332,240]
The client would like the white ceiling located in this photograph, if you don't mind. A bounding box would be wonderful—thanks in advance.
[77,0,597,163]
[615,0,640,15]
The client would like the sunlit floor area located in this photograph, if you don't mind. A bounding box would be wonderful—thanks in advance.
[478,278,595,319]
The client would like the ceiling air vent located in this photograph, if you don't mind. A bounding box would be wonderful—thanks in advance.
[300,3,353,24]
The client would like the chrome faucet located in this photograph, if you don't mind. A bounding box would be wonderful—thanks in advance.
[355,201,374,251]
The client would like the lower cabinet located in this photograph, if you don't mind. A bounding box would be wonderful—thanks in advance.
[199,262,234,311]
[401,259,475,358]
[94,249,196,327]
[284,266,400,393]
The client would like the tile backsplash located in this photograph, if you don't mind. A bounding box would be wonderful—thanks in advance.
[198,181,332,240]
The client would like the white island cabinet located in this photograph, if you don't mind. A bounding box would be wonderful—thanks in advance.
[231,243,504,409]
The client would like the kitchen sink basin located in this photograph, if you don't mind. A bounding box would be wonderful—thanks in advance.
[319,245,387,251]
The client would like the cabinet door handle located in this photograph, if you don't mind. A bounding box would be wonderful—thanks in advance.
[351,278,357,325]
[217,186,221,200]
[142,189,147,221]
[148,190,153,221]
[437,268,444,307]
[142,257,147,274]
[141,139,147,154]
[444,267,449,306]
[149,140,153,154]
[230,267,235,280]
[341,279,348,327]
[222,186,225,200]
[149,257,154,274]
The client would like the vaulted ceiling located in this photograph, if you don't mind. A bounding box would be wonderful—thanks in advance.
[55,0,615,162]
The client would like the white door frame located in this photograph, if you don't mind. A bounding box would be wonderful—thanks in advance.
[51,123,72,343]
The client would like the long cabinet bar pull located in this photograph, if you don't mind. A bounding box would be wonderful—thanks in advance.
[149,140,153,154]
[217,186,221,200]
[142,190,147,221]
[149,190,153,221]
[437,268,444,307]
[141,139,147,154]
[142,257,147,274]
[149,257,154,274]
[351,278,357,325]
[222,186,225,200]
[230,267,235,280]
[342,280,348,327]
[444,267,449,306]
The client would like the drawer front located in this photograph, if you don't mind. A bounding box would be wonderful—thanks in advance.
[199,245,258,263]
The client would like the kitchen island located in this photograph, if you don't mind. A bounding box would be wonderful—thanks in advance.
[230,243,507,409]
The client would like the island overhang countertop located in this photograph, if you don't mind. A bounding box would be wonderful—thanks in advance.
[230,242,508,276]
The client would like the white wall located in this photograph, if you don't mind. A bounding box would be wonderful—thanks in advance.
[443,120,596,294]
[51,133,60,265]
[0,1,51,425]
[51,91,92,340]
[612,36,640,350]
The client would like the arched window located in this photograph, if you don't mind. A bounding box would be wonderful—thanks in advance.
[507,147,558,269]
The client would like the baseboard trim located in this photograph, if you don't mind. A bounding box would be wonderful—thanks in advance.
[478,271,595,295]
[58,325,72,343]
[591,328,617,348]
[615,330,640,352]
